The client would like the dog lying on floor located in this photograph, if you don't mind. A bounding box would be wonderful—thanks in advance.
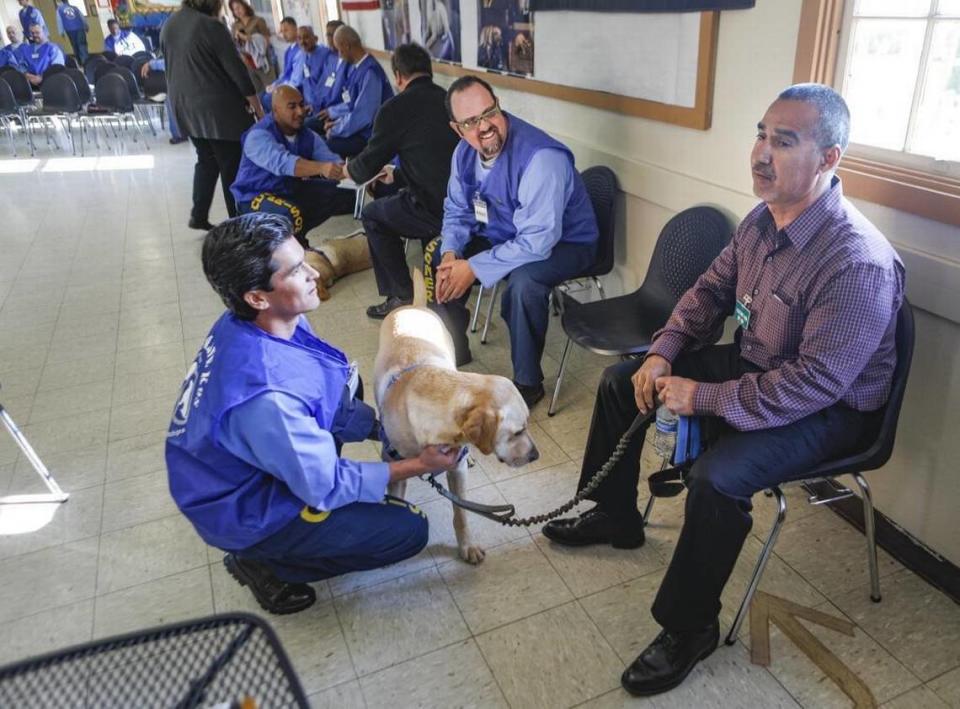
[303,232,372,301]
[374,269,539,564]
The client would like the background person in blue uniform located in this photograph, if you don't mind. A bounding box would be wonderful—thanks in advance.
[166,213,461,614]
[17,0,46,39]
[231,84,355,245]
[55,0,88,65]
[313,24,393,159]
[18,25,65,87]
[104,19,146,56]
[429,76,598,407]
[313,20,347,110]
[294,25,331,114]
[260,17,300,113]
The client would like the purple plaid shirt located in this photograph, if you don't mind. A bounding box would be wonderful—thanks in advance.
[648,178,904,431]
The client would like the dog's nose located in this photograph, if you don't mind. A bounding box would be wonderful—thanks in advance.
[528,446,540,463]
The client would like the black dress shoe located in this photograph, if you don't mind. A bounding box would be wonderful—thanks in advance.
[513,381,545,408]
[366,296,412,319]
[224,553,316,615]
[621,621,719,696]
[542,506,645,549]
[188,217,214,231]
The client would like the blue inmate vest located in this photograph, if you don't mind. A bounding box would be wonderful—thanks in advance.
[300,44,331,108]
[231,114,316,204]
[58,4,85,32]
[277,42,302,86]
[17,41,63,74]
[166,312,375,551]
[338,55,392,139]
[453,113,598,247]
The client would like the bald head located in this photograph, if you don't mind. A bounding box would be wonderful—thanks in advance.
[271,85,308,135]
[6,25,19,44]
[334,25,364,63]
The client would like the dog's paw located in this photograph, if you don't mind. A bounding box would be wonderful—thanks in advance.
[459,544,486,565]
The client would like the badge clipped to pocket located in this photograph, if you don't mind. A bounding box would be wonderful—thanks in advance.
[324,73,335,87]
[734,294,752,330]
[303,65,310,77]
[346,360,359,399]
[473,193,489,224]
[341,88,351,103]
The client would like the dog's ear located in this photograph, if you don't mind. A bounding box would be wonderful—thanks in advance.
[458,406,499,455]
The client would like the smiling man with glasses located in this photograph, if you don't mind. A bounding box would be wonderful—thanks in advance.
[426,76,599,407]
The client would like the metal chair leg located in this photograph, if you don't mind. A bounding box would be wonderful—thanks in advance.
[548,336,572,416]
[593,276,607,300]
[480,282,499,344]
[725,486,787,645]
[853,473,882,602]
[470,285,484,333]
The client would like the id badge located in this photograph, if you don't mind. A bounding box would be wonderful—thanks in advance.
[347,360,359,399]
[324,73,335,87]
[303,65,310,77]
[341,88,351,103]
[734,294,752,330]
[473,193,489,224]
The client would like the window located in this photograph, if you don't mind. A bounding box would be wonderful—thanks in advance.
[794,0,960,227]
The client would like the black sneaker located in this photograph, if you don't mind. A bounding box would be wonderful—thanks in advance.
[188,217,214,231]
[513,381,545,408]
[366,296,412,320]
[223,553,316,615]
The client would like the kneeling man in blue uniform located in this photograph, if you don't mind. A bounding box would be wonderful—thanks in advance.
[231,84,355,246]
[428,77,599,407]
[165,214,461,614]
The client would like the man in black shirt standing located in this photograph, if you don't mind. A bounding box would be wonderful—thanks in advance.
[344,43,460,319]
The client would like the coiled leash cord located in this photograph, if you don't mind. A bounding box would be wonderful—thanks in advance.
[421,408,655,527]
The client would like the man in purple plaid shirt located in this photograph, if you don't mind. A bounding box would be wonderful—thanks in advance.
[543,84,904,696]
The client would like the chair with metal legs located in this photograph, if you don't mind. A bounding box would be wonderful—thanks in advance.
[645,300,915,646]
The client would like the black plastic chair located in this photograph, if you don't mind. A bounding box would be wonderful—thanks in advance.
[93,60,116,84]
[707,299,915,645]
[0,68,36,154]
[64,54,79,69]
[0,78,21,155]
[42,63,67,81]
[547,205,731,414]
[93,71,149,148]
[132,49,153,62]
[102,49,118,61]
[115,53,135,69]
[64,67,91,104]
[106,64,141,98]
[471,166,620,343]
[31,72,87,155]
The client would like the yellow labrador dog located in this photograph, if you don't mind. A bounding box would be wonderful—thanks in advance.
[374,270,539,564]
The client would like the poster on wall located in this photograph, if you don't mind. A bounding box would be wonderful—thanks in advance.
[477,0,533,76]
[419,0,461,63]
[381,0,411,50]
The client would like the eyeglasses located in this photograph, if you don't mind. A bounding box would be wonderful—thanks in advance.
[454,102,501,132]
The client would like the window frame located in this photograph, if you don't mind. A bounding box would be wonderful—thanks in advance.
[794,0,960,228]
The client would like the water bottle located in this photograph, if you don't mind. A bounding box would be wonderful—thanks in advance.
[652,405,679,461]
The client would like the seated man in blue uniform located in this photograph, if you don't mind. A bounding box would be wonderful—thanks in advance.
[1,26,25,69]
[260,17,300,113]
[313,20,347,110]
[428,76,599,407]
[18,24,65,87]
[313,24,393,158]
[104,19,146,56]
[166,213,461,615]
[231,84,356,245]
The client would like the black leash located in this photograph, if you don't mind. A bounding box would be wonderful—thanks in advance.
[421,408,657,527]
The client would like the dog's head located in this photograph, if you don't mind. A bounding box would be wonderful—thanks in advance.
[456,376,539,467]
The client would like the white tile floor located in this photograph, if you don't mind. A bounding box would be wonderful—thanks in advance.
[1,141,959,708]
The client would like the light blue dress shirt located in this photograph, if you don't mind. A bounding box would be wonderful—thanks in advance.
[243,127,341,177]
[326,55,383,138]
[220,391,390,512]
[440,147,576,286]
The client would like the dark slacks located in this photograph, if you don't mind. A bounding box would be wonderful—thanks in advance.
[577,344,872,632]
[425,237,596,385]
[363,189,442,301]
[237,179,355,245]
[65,30,88,66]
[238,496,428,582]
[189,136,243,223]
